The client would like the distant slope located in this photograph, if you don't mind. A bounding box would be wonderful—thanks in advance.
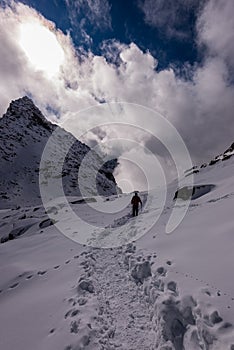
[0,96,120,208]
[175,139,234,201]
[184,142,234,178]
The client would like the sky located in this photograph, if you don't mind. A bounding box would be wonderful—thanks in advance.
[0,0,234,192]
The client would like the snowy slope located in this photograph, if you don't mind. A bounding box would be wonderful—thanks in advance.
[0,97,120,209]
[1,154,234,349]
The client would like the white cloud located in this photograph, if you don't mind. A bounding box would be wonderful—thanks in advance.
[0,0,234,191]
[196,0,234,69]
[0,2,96,117]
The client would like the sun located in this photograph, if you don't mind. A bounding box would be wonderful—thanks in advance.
[19,22,65,77]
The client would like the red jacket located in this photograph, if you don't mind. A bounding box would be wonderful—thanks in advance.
[131,195,142,206]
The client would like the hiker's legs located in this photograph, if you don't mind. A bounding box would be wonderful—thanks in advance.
[135,206,139,216]
[132,205,138,217]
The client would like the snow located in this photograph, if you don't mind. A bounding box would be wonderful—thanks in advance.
[1,97,234,349]
[1,156,234,349]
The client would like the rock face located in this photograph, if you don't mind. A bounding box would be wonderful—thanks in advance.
[184,141,234,177]
[173,184,215,201]
[0,96,120,208]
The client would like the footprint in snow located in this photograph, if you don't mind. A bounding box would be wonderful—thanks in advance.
[37,270,47,276]
[26,275,34,280]
[49,328,56,335]
[201,287,212,296]
[9,283,19,289]
[18,271,31,278]
[64,308,79,319]
[157,266,167,276]
[77,297,87,306]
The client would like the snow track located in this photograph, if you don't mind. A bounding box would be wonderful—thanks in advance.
[91,247,155,349]
[64,242,234,350]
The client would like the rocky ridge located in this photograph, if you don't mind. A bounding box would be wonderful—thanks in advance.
[0,96,120,208]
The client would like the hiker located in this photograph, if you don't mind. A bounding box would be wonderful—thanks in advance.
[131,192,142,217]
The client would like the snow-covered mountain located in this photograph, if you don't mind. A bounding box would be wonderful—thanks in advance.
[1,104,234,349]
[0,96,120,208]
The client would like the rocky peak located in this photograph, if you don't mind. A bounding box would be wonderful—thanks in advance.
[0,97,120,208]
[2,96,54,132]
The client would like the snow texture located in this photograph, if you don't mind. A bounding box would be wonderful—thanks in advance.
[1,98,234,349]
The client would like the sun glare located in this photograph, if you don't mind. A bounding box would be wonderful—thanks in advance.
[19,22,64,77]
